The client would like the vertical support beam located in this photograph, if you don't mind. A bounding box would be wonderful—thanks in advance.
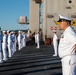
[42,0,47,41]
[30,0,40,33]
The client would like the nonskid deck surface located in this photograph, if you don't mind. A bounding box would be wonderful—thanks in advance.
[0,45,62,75]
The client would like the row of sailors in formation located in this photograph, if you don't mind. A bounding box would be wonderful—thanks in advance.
[0,30,26,63]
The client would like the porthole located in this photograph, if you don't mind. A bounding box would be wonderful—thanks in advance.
[69,0,72,3]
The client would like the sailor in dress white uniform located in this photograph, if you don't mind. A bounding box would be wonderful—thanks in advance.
[55,15,76,75]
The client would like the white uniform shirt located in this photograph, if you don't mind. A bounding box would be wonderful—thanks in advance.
[58,26,76,58]
[8,34,12,44]
[2,34,7,44]
[35,34,37,43]
[36,33,39,43]
[18,34,21,43]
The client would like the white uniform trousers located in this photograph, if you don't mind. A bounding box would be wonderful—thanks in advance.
[10,42,14,56]
[8,44,12,58]
[18,34,22,50]
[37,42,40,48]
[20,38,23,49]
[53,42,58,56]
[2,43,7,60]
[70,55,76,75]
[0,52,3,63]
[61,55,76,75]
[14,42,16,52]
[12,42,15,55]
[22,39,24,47]
[18,41,21,50]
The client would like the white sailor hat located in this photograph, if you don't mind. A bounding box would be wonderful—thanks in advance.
[11,31,14,33]
[57,15,72,22]
[18,30,21,33]
[7,30,10,32]
[2,31,6,33]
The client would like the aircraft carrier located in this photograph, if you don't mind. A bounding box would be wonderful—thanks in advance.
[29,0,76,40]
